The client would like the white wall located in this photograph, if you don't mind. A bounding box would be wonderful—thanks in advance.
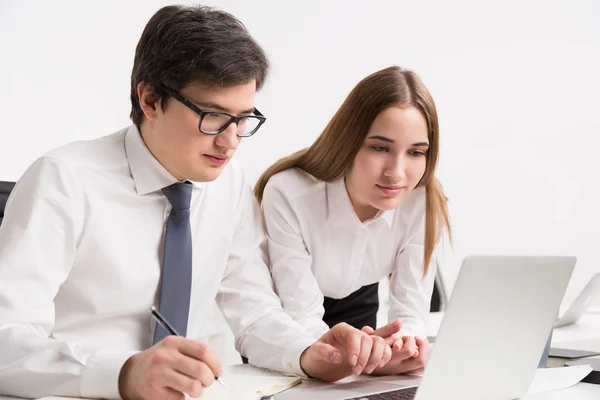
[2,0,600,362]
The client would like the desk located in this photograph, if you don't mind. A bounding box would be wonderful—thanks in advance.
[276,311,600,399]
[0,312,598,400]
[551,311,600,347]
[271,367,600,399]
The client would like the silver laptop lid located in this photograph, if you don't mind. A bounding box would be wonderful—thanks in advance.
[555,272,600,328]
[415,255,576,400]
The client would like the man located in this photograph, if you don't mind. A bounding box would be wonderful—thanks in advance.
[0,5,400,399]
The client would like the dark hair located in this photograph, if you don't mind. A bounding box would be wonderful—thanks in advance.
[129,5,270,125]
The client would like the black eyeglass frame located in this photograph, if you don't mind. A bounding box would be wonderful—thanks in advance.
[166,89,266,137]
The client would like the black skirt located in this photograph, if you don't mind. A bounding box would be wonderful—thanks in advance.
[323,282,379,330]
[241,282,379,364]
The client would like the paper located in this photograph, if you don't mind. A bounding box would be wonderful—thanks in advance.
[36,374,301,400]
[195,373,302,400]
[37,375,301,400]
[553,338,600,352]
[527,365,593,395]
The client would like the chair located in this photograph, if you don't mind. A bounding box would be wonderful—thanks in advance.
[430,256,449,312]
[0,181,16,226]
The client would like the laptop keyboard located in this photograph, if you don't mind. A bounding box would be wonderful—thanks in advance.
[346,386,418,400]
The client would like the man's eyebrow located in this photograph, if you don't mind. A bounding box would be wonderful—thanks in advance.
[195,101,255,115]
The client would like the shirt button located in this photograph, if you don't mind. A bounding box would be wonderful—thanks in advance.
[287,362,293,369]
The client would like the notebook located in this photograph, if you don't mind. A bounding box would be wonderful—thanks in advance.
[37,374,301,400]
[199,373,302,399]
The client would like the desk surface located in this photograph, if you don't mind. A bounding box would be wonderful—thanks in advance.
[1,312,598,400]
[280,311,600,399]
[218,311,600,399]
[223,363,600,399]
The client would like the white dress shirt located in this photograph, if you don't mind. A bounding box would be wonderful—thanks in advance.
[262,168,436,339]
[0,126,317,399]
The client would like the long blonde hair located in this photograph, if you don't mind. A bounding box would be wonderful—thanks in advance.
[255,66,452,275]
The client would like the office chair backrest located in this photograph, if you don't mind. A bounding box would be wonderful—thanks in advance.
[430,282,442,312]
[0,181,16,226]
[430,257,448,312]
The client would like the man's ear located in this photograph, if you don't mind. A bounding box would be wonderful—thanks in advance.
[137,82,161,121]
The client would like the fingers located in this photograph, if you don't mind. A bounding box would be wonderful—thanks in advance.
[384,333,400,347]
[415,336,429,348]
[172,353,215,388]
[363,336,391,374]
[163,387,186,400]
[413,336,433,362]
[172,337,223,379]
[332,323,399,375]
[163,368,204,398]
[372,319,402,344]
[354,333,373,375]
[361,326,375,335]
[361,335,431,376]
[315,341,344,364]
[385,337,416,364]
[381,339,393,367]
[391,337,431,375]
[392,337,404,352]
[415,336,432,362]
[122,338,222,400]
[334,323,362,368]
[402,336,418,358]
[154,336,221,396]
[334,323,372,374]
[362,320,402,346]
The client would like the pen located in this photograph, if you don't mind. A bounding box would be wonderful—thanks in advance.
[151,306,226,388]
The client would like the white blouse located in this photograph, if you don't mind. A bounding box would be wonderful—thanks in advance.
[262,168,436,339]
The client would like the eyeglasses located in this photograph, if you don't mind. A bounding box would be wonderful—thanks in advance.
[166,90,266,137]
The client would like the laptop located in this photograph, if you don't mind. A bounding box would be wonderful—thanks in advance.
[554,272,600,328]
[279,255,576,400]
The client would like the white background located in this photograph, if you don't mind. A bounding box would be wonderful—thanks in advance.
[1,0,599,363]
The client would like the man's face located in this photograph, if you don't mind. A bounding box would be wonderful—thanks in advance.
[139,80,257,182]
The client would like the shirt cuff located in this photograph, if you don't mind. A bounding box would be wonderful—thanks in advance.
[80,350,139,399]
[281,336,319,377]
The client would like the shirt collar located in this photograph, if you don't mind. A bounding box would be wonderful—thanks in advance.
[379,207,395,227]
[125,125,205,195]
[326,178,395,228]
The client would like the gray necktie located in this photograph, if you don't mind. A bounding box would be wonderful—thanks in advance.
[153,181,193,344]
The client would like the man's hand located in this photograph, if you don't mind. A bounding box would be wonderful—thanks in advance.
[119,336,222,400]
[299,322,392,382]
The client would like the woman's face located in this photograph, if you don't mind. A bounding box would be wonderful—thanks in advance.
[345,106,429,221]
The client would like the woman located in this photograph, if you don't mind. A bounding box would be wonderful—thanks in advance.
[255,66,452,375]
